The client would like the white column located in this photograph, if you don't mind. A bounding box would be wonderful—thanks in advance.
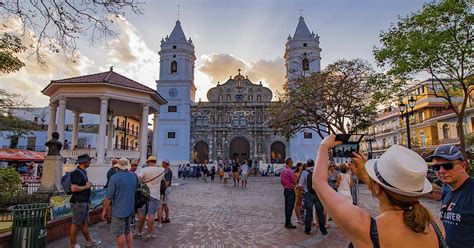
[56,99,67,143]
[71,112,80,149]
[47,102,57,140]
[107,116,114,150]
[139,105,149,166]
[152,111,159,157]
[97,98,108,164]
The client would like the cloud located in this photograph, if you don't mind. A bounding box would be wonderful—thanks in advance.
[103,15,159,90]
[0,16,96,106]
[198,53,285,98]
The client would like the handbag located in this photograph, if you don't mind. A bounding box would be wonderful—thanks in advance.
[135,170,164,210]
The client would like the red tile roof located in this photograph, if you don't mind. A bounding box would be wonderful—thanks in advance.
[50,70,156,93]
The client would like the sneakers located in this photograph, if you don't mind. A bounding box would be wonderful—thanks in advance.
[133,232,143,239]
[157,223,162,228]
[145,234,156,241]
[85,239,102,247]
[284,224,297,229]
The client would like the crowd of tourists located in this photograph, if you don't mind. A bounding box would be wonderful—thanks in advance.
[67,154,173,248]
[281,134,474,248]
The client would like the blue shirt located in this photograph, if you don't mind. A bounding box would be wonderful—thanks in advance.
[440,177,474,248]
[106,169,138,218]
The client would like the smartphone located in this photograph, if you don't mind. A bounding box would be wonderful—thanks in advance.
[332,143,360,158]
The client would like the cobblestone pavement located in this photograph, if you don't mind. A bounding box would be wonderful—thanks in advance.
[49,176,441,248]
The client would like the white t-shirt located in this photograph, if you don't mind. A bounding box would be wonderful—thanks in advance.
[137,166,165,200]
[241,164,249,174]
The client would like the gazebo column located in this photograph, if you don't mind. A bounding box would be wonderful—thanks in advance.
[97,98,108,164]
[107,115,114,150]
[152,110,159,157]
[139,105,149,165]
[47,102,57,141]
[71,112,80,149]
[56,99,67,143]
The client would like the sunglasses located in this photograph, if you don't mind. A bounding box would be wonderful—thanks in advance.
[432,162,456,171]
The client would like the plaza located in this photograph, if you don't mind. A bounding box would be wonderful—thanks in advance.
[48,177,441,248]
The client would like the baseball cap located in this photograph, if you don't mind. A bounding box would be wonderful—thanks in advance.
[425,145,463,162]
[162,159,170,164]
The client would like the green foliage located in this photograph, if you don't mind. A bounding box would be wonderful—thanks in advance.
[0,168,23,202]
[374,0,473,159]
[269,59,394,138]
[0,33,26,74]
[465,133,474,146]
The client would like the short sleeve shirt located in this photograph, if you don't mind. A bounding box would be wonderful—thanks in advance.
[70,167,90,203]
[232,164,240,172]
[440,177,474,248]
[298,170,310,192]
[137,166,164,200]
[241,164,249,174]
[107,170,138,218]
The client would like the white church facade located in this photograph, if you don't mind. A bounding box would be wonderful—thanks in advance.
[156,16,324,165]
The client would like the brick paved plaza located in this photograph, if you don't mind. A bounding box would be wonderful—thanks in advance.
[49,176,441,248]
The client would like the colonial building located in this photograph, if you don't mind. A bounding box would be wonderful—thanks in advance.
[156,16,324,165]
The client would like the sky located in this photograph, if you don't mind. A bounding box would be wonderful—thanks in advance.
[0,0,431,107]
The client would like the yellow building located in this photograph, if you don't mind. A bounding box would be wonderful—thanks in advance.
[399,79,474,153]
[114,116,141,151]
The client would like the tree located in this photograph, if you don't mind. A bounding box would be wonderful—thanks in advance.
[374,0,473,159]
[270,59,396,139]
[0,33,26,74]
[0,0,143,69]
[0,89,37,139]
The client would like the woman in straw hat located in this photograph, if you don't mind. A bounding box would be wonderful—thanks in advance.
[313,135,446,247]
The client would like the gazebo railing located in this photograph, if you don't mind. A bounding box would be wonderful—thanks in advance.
[106,149,140,159]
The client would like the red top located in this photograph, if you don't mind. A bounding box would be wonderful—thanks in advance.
[280,167,295,189]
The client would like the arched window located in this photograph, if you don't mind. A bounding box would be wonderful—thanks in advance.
[302,58,310,71]
[227,94,231,102]
[171,60,177,73]
[257,95,262,102]
[420,131,426,147]
[248,95,253,102]
[218,95,223,102]
[443,124,450,139]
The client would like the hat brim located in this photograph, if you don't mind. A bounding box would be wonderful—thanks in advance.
[365,159,433,197]
[76,158,91,163]
[425,154,463,162]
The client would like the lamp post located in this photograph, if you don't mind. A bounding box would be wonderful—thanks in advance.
[398,96,416,149]
[364,134,375,159]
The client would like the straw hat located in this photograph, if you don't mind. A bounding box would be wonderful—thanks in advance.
[365,145,432,197]
[114,158,130,170]
[146,156,157,163]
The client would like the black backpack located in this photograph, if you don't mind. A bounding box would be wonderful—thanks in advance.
[307,169,316,194]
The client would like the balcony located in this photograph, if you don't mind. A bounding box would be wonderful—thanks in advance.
[439,137,460,145]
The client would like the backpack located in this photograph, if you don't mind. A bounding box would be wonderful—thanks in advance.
[135,170,164,210]
[61,169,87,194]
[307,170,316,194]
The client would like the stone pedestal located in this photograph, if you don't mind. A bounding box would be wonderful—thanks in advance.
[36,155,65,195]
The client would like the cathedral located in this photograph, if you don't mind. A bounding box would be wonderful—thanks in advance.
[155,16,323,165]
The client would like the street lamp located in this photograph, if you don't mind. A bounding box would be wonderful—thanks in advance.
[364,134,376,159]
[399,96,416,149]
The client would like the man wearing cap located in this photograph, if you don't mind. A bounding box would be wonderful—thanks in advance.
[69,154,102,248]
[135,156,165,241]
[159,159,173,224]
[427,145,474,248]
[102,158,138,248]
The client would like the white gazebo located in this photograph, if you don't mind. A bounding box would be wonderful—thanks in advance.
[41,68,167,184]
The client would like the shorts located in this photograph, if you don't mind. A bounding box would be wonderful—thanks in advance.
[232,172,240,179]
[161,188,171,205]
[224,172,230,178]
[241,173,249,181]
[71,202,89,225]
[111,215,131,237]
[140,196,160,216]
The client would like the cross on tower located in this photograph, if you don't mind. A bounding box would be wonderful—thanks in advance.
[299,9,304,17]
[237,68,241,74]
[177,4,181,20]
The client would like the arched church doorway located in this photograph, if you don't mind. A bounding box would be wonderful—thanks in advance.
[270,141,286,163]
[229,137,250,164]
[193,141,209,164]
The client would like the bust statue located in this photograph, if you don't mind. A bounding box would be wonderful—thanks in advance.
[45,132,63,156]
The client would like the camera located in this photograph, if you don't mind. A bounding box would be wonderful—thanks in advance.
[332,134,364,158]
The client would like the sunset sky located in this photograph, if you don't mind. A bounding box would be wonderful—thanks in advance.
[0,0,430,107]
